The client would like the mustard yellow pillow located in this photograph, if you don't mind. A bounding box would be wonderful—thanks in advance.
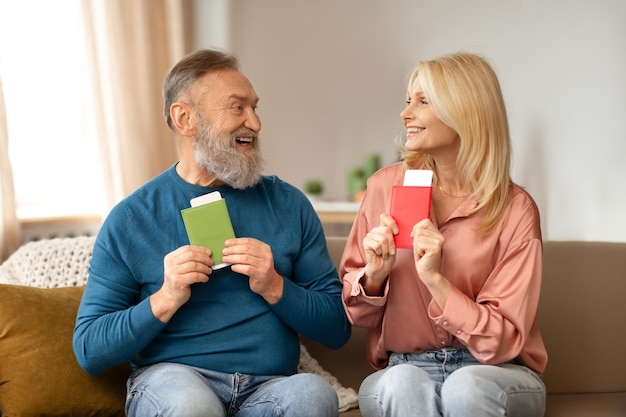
[0,284,130,417]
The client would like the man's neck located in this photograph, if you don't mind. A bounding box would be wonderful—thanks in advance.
[176,161,224,187]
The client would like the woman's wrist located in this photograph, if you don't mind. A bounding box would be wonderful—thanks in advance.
[361,269,388,296]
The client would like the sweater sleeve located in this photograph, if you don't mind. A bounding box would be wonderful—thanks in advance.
[268,200,351,350]
[72,205,167,375]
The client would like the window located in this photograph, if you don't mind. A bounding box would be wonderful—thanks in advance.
[0,0,105,220]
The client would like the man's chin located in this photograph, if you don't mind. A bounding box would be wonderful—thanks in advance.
[221,174,262,190]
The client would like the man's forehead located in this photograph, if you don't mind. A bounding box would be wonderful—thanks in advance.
[200,69,259,103]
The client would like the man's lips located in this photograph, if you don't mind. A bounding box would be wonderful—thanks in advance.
[236,136,254,144]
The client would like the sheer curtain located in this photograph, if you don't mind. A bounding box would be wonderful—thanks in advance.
[0,79,20,261]
[82,0,193,211]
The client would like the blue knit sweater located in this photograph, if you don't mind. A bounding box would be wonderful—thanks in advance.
[73,164,351,376]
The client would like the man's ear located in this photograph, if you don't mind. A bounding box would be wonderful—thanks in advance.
[170,102,196,137]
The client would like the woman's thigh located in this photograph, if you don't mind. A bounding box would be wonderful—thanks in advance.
[358,364,440,417]
[358,351,545,417]
[441,364,545,417]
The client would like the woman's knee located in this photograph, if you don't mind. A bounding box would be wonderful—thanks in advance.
[361,364,432,396]
[441,365,545,417]
[359,365,438,417]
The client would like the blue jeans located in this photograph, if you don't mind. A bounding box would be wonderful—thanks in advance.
[358,348,545,417]
[125,362,338,417]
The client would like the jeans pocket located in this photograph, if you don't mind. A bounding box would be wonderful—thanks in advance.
[388,352,407,366]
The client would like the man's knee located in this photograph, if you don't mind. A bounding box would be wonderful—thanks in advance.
[126,363,224,417]
[283,373,338,410]
[241,373,337,417]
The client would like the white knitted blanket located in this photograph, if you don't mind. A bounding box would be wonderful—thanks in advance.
[0,236,359,412]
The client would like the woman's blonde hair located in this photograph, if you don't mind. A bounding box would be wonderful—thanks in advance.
[399,52,512,232]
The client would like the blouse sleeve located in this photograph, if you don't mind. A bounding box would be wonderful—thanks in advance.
[428,195,543,366]
[340,167,401,329]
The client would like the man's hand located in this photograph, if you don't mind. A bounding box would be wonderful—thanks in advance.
[150,245,213,322]
[221,237,284,304]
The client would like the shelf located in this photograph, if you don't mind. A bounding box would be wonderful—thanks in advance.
[312,201,360,224]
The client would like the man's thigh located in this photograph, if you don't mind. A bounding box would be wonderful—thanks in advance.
[126,363,226,417]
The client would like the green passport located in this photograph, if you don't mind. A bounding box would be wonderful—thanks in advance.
[180,198,235,269]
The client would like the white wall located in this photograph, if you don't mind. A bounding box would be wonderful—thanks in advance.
[194,0,626,242]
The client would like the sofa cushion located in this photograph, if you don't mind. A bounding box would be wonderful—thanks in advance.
[539,241,626,395]
[0,236,95,288]
[0,284,129,417]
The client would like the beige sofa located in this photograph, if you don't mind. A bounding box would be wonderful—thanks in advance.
[1,236,624,416]
[302,237,626,416]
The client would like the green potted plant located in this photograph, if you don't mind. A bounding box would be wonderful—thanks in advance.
[304,179,324,200]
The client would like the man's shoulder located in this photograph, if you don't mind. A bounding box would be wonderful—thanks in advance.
[256,175,313,213]
[105,167,178,221]
[259,175,301,195]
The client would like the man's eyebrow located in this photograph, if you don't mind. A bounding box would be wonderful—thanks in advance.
[228,94,259,105]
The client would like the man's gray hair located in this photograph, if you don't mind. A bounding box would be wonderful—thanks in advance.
[163,49,239,130]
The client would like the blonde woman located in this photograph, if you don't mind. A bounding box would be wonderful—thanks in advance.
[340,52,547,417]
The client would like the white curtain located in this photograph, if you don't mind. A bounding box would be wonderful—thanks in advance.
[82,0,193,210]
[0,78,20,262]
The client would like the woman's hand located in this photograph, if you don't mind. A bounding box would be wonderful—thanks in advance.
[362,213,398,294]
[411,218,450,308]
[411,218,444,283]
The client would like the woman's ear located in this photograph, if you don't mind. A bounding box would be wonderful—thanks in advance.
[170,102,196,137]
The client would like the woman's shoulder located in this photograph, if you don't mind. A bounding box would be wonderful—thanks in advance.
[505,183,542,239]
[367,161,405,188]
[510,183,540,211]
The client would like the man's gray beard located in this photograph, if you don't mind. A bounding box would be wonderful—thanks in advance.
[194,115,264,190]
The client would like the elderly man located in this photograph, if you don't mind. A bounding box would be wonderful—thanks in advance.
[73,49,350,417]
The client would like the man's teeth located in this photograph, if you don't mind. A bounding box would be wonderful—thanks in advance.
[407,127,424,133]
[236,137,253,143]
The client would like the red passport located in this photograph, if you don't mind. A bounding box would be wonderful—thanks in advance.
[389,185,432,249]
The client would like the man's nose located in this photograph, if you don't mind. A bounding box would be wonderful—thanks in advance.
[245,109,261,132]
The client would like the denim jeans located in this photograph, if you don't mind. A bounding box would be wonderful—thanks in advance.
[358,348,545,417]
[125,362,338,417]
